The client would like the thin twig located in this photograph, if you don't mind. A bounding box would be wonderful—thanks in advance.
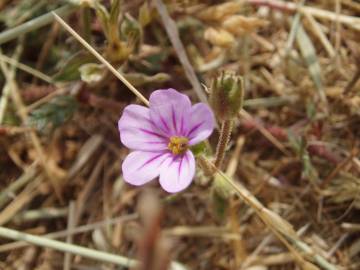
[154,0,208,104]
[0,214,139,252]
[0,163,37,208]
[53,12,149,106]
[239,109,291,156]
[202,156,339,270]
[64,202,76,270]
[0,227,188,270]
[0,52,53,83]
[247,0,360,31]
[0,55,63,200]
[0,45,23,123]
[0,226,137,267]
[0,5,74,45]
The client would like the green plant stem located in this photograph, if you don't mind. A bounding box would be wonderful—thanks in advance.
[214,120,233,169]
[81,6,92,43]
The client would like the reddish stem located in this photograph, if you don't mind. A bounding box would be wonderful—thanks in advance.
[241,119,341,165]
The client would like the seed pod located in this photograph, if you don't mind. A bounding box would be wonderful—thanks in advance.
[209,72,245,121]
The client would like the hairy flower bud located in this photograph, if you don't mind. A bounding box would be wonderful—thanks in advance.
[209,72,245,121]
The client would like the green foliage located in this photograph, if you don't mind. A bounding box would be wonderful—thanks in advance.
[121,13,142,52]
[288,131,318,182]
[190,141,207,156]
[28,95,78,133]
[79,63,105,84]
[53,52,96,82]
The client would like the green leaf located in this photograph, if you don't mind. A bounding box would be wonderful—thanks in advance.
[79,63,105,84]
[190,141,207,156]
[52,51,96,82]
[28,95,78,133]
[296,23,327,104]
[93,1,110,39]
[138,2,152,27]
[123,72,170,87]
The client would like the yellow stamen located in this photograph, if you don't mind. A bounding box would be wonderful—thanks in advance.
[168,136,189,155]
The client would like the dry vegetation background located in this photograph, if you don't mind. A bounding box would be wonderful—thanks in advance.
[0,0,360,269]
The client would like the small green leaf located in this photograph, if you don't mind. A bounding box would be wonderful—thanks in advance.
[121,13,142,52]
[29,96,78,133]
[79,63,105,84]
[138,2,152,27]
[190,141,207,156]
[53,52,96,82]
[124,72,170,87]
[296,23,327,104]
[93,1,110,38]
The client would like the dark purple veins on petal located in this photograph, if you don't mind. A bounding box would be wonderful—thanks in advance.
[179,116,185,135]
[187,122,204,137]
[171,105,177,133]
[138,152,166,170]
[160,115,170,133]
[178,155,184,176]
[139,128,167,139]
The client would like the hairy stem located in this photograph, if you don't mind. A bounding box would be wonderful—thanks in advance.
[197,155,215,176]
[215,120,233,169]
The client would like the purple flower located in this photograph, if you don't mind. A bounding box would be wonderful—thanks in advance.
[118,89,215,193]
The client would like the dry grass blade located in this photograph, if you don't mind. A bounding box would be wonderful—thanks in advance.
[0,226,187,270]
[0,226,138,267]
[154,0,208,104]
[0,5,74,45]
[0,163,37,208]
[201,156,339,270]
[248,0,360,31]
[0,214,139,252]
[296,23,327,106]
[303,11,335,58]
[0,55,64,200]
[0,52,53,83]
[52,12,149,106]
[1,1,358,269]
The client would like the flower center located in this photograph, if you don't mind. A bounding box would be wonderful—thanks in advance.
[168,136,189,155]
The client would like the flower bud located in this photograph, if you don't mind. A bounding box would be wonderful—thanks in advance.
[209,72,245,121]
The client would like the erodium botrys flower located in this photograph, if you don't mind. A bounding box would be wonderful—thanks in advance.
[118,88,215,193]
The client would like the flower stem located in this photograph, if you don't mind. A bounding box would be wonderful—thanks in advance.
[197,155,215,176]
[214,120,233,169]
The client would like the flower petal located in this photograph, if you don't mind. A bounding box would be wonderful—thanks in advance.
[122,151,169,186]
[118,104,168,151]
[187,103,215,145]
[149,89,191,136]
[159,150,195,193]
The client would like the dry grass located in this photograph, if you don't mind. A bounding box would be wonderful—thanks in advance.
[0,0,360,269]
